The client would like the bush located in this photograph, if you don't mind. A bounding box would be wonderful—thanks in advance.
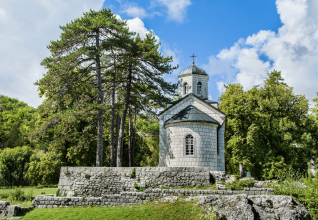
[134,182,148,192]
[130,167,136,179]
[36,184,43,189]
[301,180,318,218]
[64,169,70,176]
[226,180,255,190]
[85,174,90,179]
[26,151,63,185]
[0,146,33,187]
[74,190,79,196]
[56,189,61,197]
[10,188,26,201]
[272,168,318,219]
[25,188,34,201]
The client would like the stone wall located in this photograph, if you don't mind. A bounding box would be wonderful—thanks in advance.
[34,188,274,208]
[0,201,33,217]
[209,171,235,183]
[58,167,210,197]
[165,122,218,170]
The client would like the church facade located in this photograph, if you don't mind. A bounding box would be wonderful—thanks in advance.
[158,64,226,171]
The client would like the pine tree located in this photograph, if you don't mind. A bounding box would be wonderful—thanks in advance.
[115,32,177,166]
[36,9,131,167]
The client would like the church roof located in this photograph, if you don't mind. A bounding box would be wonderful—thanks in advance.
[159,93,226,116]
[178,65,208,77]
[165,105,219,126]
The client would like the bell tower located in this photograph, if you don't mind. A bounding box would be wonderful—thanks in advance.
[178,55,209,99]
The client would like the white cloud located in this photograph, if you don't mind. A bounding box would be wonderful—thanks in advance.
[203,0,318,101]
[216,82,226,94]
[164,75,178,84]
[121,5,148,18]
[0,7,7,21]
[126,17,159,42]
[0,0,104,107]
[115,14,122,20]
[162,47,180,74]
[154,0,191,22]
[208,94,212,100]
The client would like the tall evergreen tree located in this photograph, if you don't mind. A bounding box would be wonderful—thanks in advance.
[115,32,177,166]
[36,9,130,167]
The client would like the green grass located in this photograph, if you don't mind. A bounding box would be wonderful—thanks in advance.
[22,200,204,220]
[0,187,57,200]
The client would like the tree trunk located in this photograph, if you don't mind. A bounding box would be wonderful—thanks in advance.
[95,28,104,167]
[131,106,136,167]
[96,29,103,167]
[116,63,132,167]
[110,47,116,167]
[114,113,120,166]
[128,109,132,167]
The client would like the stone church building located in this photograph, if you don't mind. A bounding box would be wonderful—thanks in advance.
[158,63,226,171]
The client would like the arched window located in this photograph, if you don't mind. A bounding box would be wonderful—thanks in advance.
[185,135,194,155]
[197,82,202,95]
[183,82,187,95]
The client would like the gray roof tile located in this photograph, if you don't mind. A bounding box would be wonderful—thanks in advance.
[165,105,219,125]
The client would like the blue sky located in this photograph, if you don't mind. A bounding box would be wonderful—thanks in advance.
[0,0,318,107]
[101,0,282,101]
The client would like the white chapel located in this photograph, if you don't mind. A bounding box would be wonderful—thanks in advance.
[158,59,226,171]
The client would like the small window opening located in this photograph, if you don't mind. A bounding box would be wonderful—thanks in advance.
[183,82,187,95]
[185,135,194,155]
[197,82,202,95]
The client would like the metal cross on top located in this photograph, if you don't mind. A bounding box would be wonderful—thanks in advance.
[190,54,197,66]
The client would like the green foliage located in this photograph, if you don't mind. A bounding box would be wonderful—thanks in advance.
[9,188,26,201]
[25,151,63,185]
[226,180,255,190]
[302,180,318,218]
[130,167,136,178]
[276,167,303,182]
[25,188,34,201]
[56,189,61,197]
[134,115,160,167]
[0,95,38,149]
[85,174,90,179]
[36,184,43,189]
[0,146,33,186]
[271,169,318,218]
[307,172,313,184]
[34,8,131,167]
[73,190,79,197]
[64,169,70,176]
[219,70,311,179]
[134,182,148,192]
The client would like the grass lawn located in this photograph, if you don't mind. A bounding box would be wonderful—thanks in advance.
[0,187,57,199]
[22,200,204,220]
[0,187,58,207]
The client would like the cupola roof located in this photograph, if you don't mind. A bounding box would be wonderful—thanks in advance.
[178,65,208,77]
